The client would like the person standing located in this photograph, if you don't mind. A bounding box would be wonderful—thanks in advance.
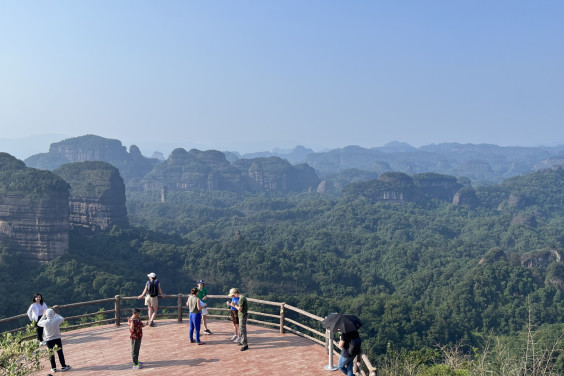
[197,280,212,334]
[37,309,71,373]
[27,293,48,345]
[226,288,240,343]
[338,330,362,376]
[128,308,146,370]
[229,288,248,351]
[138,272,165,327]
[187,287,205,345]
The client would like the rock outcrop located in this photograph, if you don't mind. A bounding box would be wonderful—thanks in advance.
[520,249,561,269]
[413,173,463,201]
[343,172,422,203]
[54,161,129,232]
[137,150,321,193]
[453,187,479,207]
[140,148,247,192]
[0,153,70,262]
[233,157,320,192]
[25,135,159,183]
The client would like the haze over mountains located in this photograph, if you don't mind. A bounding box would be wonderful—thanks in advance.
[19,134,564,188]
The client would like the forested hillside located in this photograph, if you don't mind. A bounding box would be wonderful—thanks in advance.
[2,166,564,371]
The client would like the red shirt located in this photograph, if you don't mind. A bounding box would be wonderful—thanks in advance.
[128,318,143,340]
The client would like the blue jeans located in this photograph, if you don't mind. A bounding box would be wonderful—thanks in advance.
[338,353,354,376]
[189,313,202,343]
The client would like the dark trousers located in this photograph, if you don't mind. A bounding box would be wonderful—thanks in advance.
[34,315,44,341]
[131,338,142,365]
[46,338,67,369]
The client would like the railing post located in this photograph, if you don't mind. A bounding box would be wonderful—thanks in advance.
[324,329,338,371]
[53,305,59,314]
[354,354,360,375]
[114,295,121,327]
[280,303,285,333]
[177,293,183,323]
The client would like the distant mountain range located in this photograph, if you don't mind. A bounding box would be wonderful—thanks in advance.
[18,135,564,190]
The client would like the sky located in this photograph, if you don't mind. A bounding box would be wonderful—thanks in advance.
[1,1,563,159]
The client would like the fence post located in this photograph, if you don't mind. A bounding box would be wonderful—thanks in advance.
[324,329,338,371]
[177,293,183,323]
[115,295,121,327]
[280,303,285,334]
[53,305,59,314]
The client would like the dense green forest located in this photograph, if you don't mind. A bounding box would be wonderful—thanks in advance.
[2,167,564,372]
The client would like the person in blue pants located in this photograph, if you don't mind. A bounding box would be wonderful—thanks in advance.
[187,287,205,345]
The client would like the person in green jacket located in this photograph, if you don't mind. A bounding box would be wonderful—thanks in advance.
[197,280,212,334]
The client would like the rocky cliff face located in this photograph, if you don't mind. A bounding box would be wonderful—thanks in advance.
[140,148,247,192]
[54,161,129,231]
[453,187,479,207]
[413,173,463,201]
[138,149,320,193]
[342,172,422,203]
[233,157,320,192]
[0,153,70,262]
[25,135,159,182]
[520,249,561,269]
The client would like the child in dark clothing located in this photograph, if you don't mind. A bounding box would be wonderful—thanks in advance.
[128,308,146,369]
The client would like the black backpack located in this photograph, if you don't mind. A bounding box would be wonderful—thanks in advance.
[347,337,362,357]
[149,280,159,297]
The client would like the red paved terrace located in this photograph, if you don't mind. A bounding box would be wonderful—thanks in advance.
[32,319,338,376]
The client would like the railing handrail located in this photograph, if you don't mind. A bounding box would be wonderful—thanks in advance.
[0,294,376,376]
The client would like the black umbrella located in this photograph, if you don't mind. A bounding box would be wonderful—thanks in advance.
[321,313,362,333]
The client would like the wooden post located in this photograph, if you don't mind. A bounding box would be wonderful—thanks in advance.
[280,303,285,333]
[114,295,121,327]
[177,294,184,323]
[353,354,360,375]
[52,305,59,314]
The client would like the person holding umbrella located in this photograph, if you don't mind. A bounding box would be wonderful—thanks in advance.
[338,330,362,376]
[321,313,362,376]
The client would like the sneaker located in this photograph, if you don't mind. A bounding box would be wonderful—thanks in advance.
[230,335,237,341]
[50,369,58,373]
[233,337,240,343]
[149,321,156,327]
[60,365,71,372]
[204,329,212,334]
[190,340,195,343]
[197,342,205,345]
[132,364,143,369]
[240,345,248,351]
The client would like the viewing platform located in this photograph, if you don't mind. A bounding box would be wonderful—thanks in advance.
[1,295,376,375]
[31,319,331,375]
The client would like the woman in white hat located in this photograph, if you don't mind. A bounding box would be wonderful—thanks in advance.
[138,272,165,327]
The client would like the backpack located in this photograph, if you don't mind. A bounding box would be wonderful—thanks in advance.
[347,337,362,357]
[149,280,159,297]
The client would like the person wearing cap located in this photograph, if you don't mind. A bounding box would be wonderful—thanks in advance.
[197,280,212,334]
[37,308,71,372]
[228,288,249,351]
[226,288,240,343]
[138,272,165,327]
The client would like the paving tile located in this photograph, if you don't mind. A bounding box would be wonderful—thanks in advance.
[31,319,338,376]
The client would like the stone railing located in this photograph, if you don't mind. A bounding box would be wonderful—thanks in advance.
[1,294,377,376]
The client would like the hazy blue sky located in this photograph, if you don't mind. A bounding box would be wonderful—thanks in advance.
[1,1,563,157]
